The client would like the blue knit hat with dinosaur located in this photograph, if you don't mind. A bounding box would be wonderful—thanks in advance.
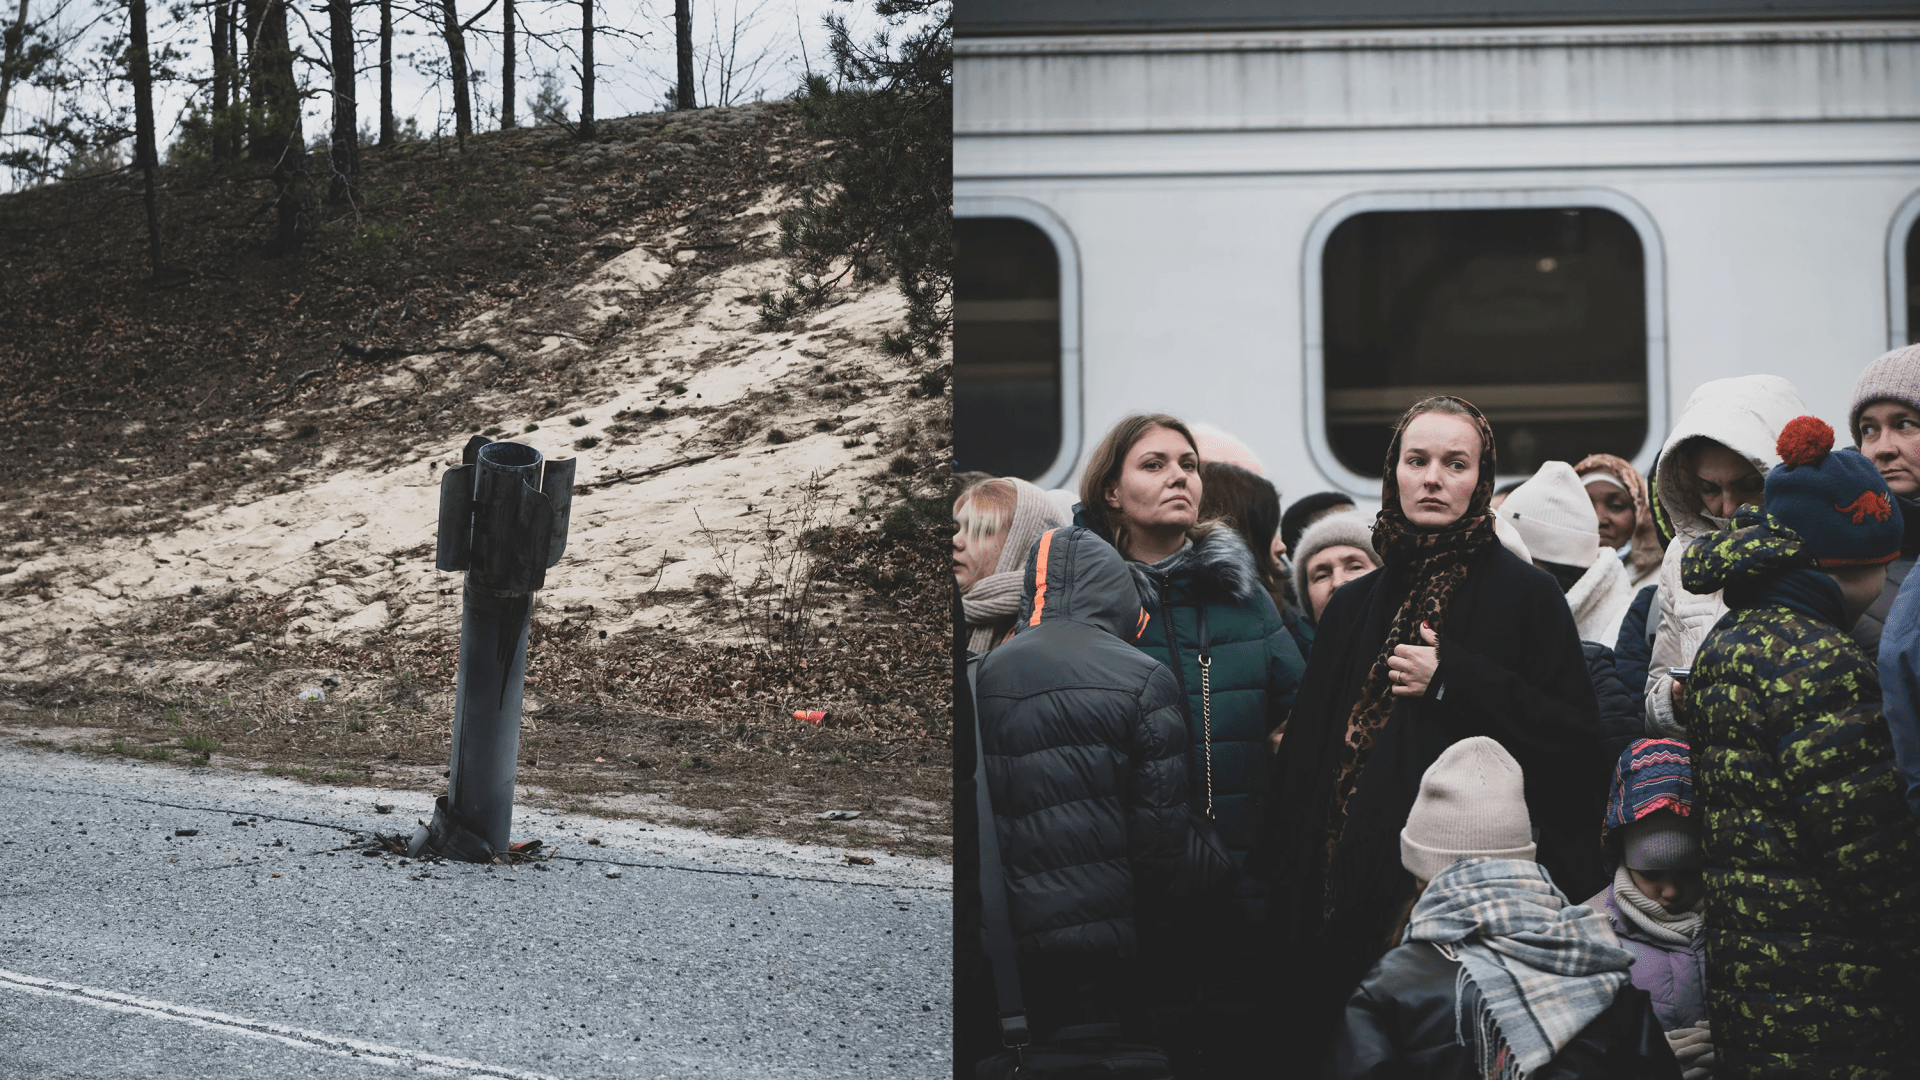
[1766,416,1903,567]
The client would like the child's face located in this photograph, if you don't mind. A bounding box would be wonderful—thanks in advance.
[1628,866,1704,913]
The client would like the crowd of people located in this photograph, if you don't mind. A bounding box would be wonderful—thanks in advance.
[957,344,1920,1079]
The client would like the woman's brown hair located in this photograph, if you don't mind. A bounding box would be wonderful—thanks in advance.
[1080,413,1213,561]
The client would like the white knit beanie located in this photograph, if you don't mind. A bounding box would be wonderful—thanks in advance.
[1497,461,1599,568]
[1291,511,1380,609]
[1401,736,1537,883]
[1849,343,1920,444]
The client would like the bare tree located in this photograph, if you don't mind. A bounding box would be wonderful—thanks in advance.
[243,0,299,163]
[438,0,472,142]
[325,0,355,201]
[378,0,394,144]
[575,0,590,138]
[498,0,512,127]
[208,0,236,159]
[696,0,775,108]
[127,0,161,273]
[1,0,31,137]
[673,0,690,108]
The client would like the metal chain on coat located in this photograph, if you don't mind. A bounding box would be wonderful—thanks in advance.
[1199,654,1215,820]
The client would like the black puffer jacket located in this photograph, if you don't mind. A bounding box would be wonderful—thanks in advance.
[979,526,1231,959]
[1584,642,1643,768]
[1329,943,1681,1080]
[1611,584,1657,699]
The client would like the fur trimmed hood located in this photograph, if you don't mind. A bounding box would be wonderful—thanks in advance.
[1129,524,1266,609]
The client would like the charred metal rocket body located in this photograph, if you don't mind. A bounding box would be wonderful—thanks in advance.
[409,435,574,862]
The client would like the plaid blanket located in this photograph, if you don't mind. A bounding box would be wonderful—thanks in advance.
[1406,858,1632,1079]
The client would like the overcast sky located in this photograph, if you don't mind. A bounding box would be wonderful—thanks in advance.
[2,0,884,187]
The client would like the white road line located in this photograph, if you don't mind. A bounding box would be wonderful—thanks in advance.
[0,968,567,1080]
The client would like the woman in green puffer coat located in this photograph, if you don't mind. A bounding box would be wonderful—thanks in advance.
[1073,413,1306,1080]
[1683,416,1920,1079]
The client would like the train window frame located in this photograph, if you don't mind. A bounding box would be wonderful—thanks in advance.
[1887,187,1920,350]
[953,196,1085,489]
[1301,188,1670,498]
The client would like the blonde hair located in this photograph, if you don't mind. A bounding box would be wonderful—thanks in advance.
[953,477,1017,545]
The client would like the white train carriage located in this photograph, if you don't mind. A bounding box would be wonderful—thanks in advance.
[951,1,1920,499]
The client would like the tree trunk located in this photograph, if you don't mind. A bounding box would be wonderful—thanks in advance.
[498,0,513,128]
[674,0,692,110]
[439,0,471,146]
[577,0,593,139]
[128,0,163,275]
[244,0,299,163]
[327,0,357,202]
[0,0,30,140]
[379,0,394,145]
[209,0,231,160]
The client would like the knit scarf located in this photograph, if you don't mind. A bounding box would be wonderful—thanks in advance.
[1574,453,1663,581]
[1407,858,1633,1080]
[1611,864,1703,945]
[1326,398,1499,863]
[961,477,1070,655]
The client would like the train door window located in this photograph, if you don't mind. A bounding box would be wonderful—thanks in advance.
[1321,207,1648,478]
[954,217,1062,480]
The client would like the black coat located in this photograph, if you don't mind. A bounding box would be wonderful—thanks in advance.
[1263,543,1607,1012]
[978,526,1232,960]
[1584,642,1643,768]
[1611,584,1657,701]
[1329,942,1681,1080]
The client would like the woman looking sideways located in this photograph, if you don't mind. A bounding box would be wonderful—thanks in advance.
[1263,396,1604,1055]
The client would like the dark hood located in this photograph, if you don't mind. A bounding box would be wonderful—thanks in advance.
[1013,526,1147,640]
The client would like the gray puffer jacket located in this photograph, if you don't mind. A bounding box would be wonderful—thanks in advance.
[979,526,1233,959]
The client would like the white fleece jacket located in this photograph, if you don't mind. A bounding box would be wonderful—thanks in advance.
[1569,547,1636,646]
[1644,374,1809,738]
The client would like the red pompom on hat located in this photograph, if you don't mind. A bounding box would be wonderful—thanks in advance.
[1776,415,1834,469]
[1763,414,1903,566]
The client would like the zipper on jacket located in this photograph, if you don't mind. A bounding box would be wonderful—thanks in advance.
[1197,603,1215,820]
[1147,569,1205,812]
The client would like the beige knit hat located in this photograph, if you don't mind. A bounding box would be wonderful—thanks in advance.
[1849,343,1920,444]
[1496,461,1600,568]
[1401,736,1537,882]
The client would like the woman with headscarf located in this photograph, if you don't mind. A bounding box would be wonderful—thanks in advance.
[1074,413,1307,1079]
[953,476,1071,656]
[1262,396,1605,1053]
[1575,454,1663,593]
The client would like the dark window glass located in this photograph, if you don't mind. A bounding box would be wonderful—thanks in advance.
[954,217,1062,480]
[1907,213,1919,344]
[1322,208,1648,477]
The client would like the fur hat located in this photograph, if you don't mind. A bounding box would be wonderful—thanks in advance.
[1766,416,1903,567]
[1401,736,1537,883]
[1291,511,1380,611]
[1497,461,1600,569]
[1848,343,1920,444]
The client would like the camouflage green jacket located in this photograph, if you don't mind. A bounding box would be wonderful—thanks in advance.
[1682,510,1920,1078]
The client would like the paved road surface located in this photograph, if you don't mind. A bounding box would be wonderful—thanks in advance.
[0,746,951,1079]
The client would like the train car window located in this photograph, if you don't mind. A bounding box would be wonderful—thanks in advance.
[1907,213,1919,345]
[954,217,1063,480]
[1321,207,1648,477]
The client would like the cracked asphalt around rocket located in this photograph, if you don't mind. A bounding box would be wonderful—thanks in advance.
[0,745,951,1079]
